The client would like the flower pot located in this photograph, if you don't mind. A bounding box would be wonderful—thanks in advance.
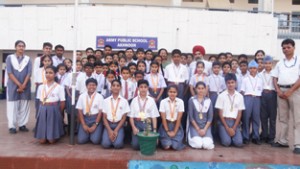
[137,132,159,156]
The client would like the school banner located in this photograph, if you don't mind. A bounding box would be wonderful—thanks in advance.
[96,36,158,50]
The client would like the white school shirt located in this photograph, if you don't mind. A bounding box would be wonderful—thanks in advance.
[36,82,65,102]
[189,60,212,77]
[207,74,226,93]
[144,73,167,89]
[215,90,245,119]
[76,73,96,94]
[164,63,189,83]
[76,92,104,115]
[240,75,263,96]
[272,55,300,85]
[52,55,65,67]
[145,60,152,73]
[128,95,160,118]
[159,97,185,121]
[236,72,249,92]
[101,79,112,98]
[120,78,135,100]
[33,57,41,83]
[34,67,47,84]
[93,72,105,92]
[102,95,130,122]
[258,70,275,90]
[189,73,208,87]
[56,73,69,87]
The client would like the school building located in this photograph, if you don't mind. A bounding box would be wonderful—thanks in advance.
[0,0,300,89]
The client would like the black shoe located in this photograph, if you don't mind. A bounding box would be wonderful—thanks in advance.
[252,139,262,145]
[9,128,17,134]
[271,142,289,148]
[19,126,29,132]
[267,139,274,144]
[243,139,249,144]
[293,148,300,154]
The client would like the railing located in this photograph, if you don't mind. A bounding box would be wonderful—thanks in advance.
[278,20,300,39]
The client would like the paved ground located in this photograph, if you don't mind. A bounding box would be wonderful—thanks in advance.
[0,100,299,169]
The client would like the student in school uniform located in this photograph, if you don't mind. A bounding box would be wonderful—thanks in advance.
[145,49,153,73]
[101,80,130,149]
[101,70,117,99]
[93,61,105,94]
[34,55,53,118]
[240,60,263,145]
[259,56,277,144]
[144,61,167,106]
[207,61,226,138]
[189,61,208,96]
[128,62,138,82]
[164,49,189,100]
[136,48,145,62]
[76,78,104,144]
[137,61,147,74]
[76,62,96,95]
[221,62,231,77]
[6,40,32,134]
[236,61,249,92]
[56,63,69,123]
[35,66,65,144]
[128,80,160,150]
[125,48,137,65]
[159,85,186,150]
[120,67,135,102]
[215,73,245,147]
[187,81,214,149]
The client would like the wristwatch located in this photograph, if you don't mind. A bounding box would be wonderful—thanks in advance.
[94,122,99,126]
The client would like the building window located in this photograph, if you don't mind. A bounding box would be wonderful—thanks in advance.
[275,13,290,29]
[291,12,300,32]
[248,0,258,4]
[229,0,234,3]
[292,0,300,5]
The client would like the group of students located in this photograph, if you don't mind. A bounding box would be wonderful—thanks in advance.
[6,39,299,154]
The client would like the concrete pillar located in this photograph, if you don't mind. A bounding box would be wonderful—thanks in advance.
[172,0,182,6]
[258,0,273,13]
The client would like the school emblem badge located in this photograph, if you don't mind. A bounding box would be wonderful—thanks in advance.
[97,38,105,48]
[148,39,156,49]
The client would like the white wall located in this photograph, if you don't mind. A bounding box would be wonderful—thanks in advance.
[0,5,278,57]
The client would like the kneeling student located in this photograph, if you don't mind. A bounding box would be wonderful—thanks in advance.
[101,80,130,149]
[159,85,186,150]
[215,73,245,147]
[128,79,160,150]
[187,81,214,149]
[76,78,104,144]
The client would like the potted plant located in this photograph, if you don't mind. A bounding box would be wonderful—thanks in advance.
[137,118,160,156]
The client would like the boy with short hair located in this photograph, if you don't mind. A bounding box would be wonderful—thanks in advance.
[145,49,153,73]
[128,79,159,150]
[93,61,105,94]
[120,67,135,101]
[136,48,145,62]
[164,49,189,100]
[237,61,249,92]
[76,78,104,144]
[215,73,245,147]
[259,56,277,144]
[240,60,263,145]
[76,63,96,95]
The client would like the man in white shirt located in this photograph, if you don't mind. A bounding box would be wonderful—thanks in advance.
[52,45,65,67]
[189,45,212,77]
[272,39,300,154]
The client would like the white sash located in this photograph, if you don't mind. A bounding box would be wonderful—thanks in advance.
[192,97,211,113]
[10,54,30,72]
